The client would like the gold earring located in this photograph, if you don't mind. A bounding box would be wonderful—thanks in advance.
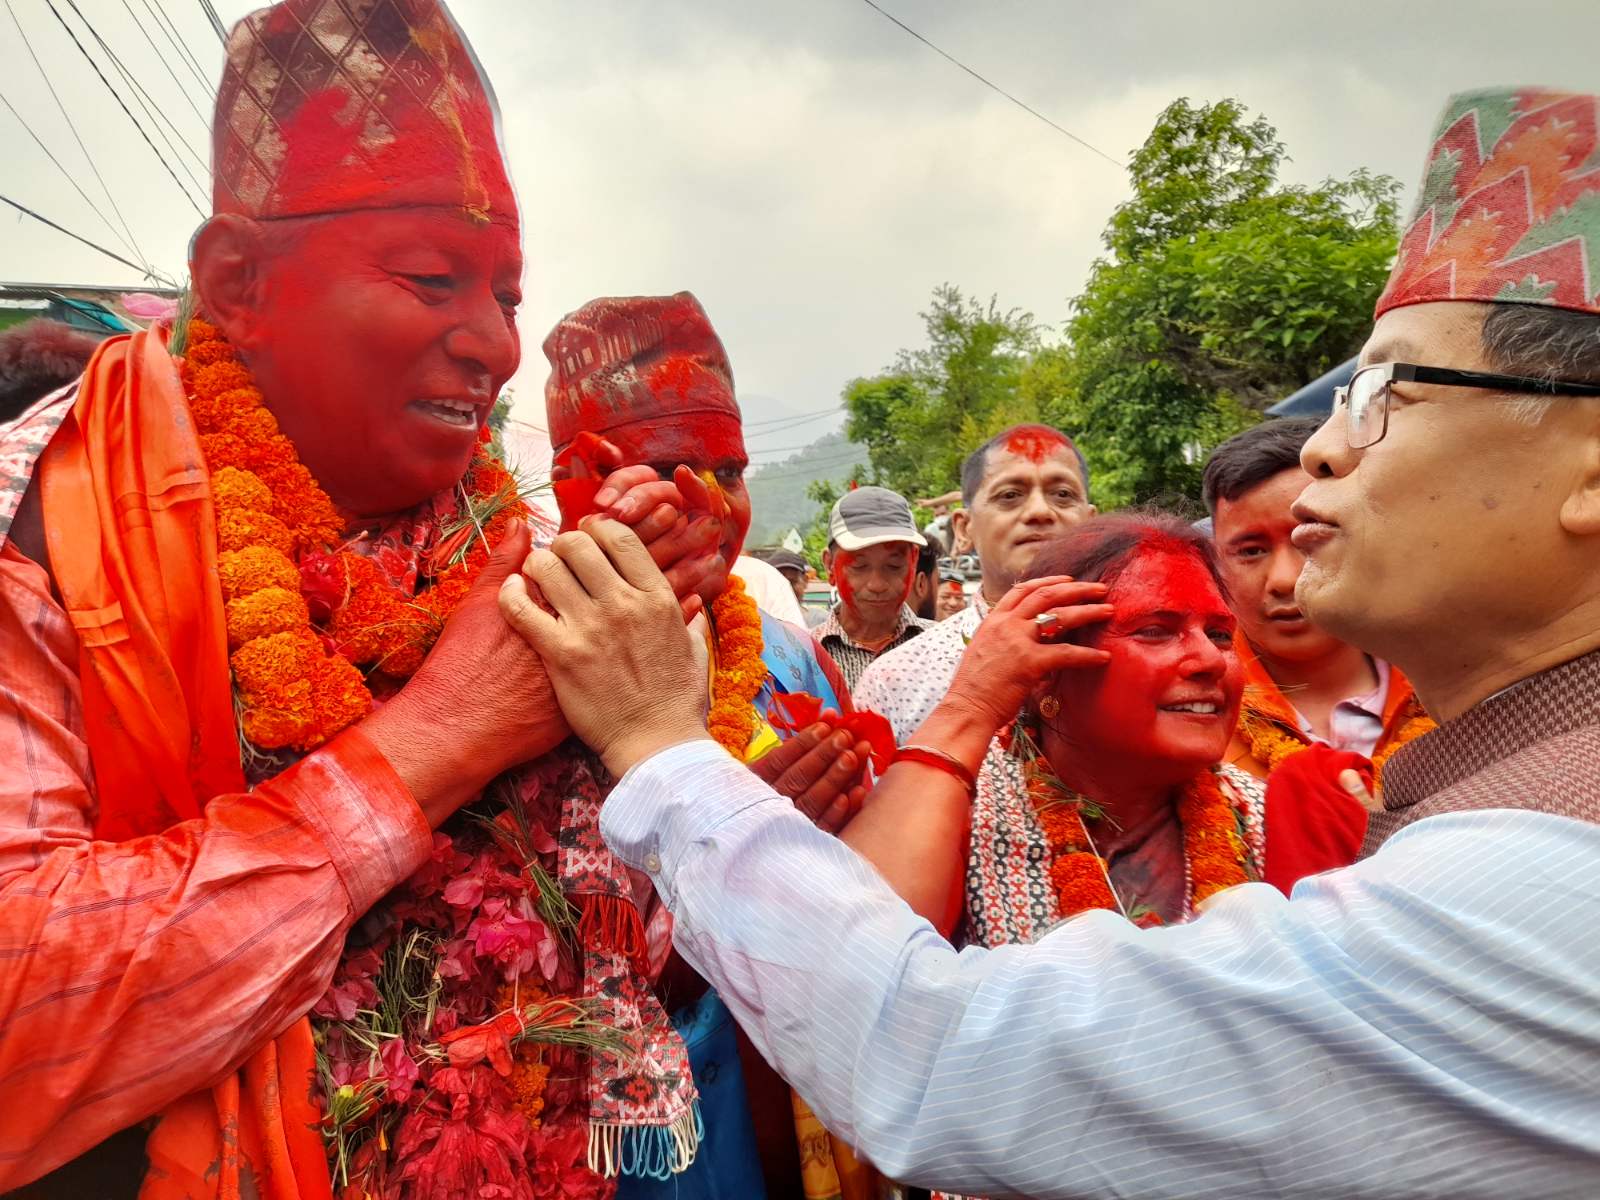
[1038,695,1060,719]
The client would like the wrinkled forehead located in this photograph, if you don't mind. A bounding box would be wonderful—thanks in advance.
[1110,548,1230,619]
[1359,301,1491,370]
[601,413,747,469]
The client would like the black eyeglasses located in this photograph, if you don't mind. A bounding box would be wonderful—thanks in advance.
[1332,362,1600,448]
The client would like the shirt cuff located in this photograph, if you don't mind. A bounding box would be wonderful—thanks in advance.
[601,736,780,902]
[277,726,434,916]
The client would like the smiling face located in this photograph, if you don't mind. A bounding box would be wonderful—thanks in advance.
[1214,466,1347,667]
[958,439,1094,598]
[936,579,967,620]
[1053,548,1243,777]
[604,412,751,604]
[236,208,522,518]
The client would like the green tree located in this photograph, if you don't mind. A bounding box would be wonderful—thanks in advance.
[842,284,1041,501]
[1033,98,1400,508]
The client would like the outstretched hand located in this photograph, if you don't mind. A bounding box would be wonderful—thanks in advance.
[499,517,711,777]
[750,717,872,833]
[945,575,1114,733]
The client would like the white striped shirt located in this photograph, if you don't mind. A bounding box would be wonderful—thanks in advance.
[602,738,1600,1199]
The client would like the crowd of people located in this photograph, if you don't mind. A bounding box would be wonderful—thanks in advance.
[1,1,1598,1198]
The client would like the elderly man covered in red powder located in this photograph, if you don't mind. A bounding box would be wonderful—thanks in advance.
[543,292,887,1200]
[0,3,724,1198]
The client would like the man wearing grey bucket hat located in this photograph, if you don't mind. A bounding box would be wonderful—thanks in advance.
[816,486,932,691]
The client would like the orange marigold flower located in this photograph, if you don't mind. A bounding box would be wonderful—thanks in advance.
[305,656,371,747]
[185,318,221,347]
[239,702,314,750]
[217,508,295,556]
[191,359,254,404]
[1050,853,1118,915]
[184,339,235,369]
[226,586,310,648]
[217,545,300,600]
[198,432,248,470]
[220,405,281,444]
[240,435,298,474]
[210,465,274,515]
[231,628,319,691]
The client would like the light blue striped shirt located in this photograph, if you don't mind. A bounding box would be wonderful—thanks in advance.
[602,738,1600,1199]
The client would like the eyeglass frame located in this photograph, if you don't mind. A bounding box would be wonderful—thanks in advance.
[1331,361,1600,448]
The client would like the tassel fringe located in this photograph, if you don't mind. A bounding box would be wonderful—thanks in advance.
[575,892,651,976]
[587,1102,704,1180]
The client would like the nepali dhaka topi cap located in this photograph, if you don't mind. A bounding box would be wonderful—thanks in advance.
[212,0,516,225]
[543,292,740,455]
[1377,87,1600,318]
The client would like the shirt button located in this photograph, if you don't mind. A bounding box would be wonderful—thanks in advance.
[644,852,662,873]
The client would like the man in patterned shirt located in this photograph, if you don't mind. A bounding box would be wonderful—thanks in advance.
[816,487,932,691]
[854,423,1093,744]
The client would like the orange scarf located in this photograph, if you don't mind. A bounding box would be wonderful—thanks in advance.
[1233,640,1431,776]
[37,328,331,1200]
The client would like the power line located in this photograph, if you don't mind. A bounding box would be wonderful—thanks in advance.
[64,0,211,190]
[2,0,149,272]
[1,191,151,277]
[745,403,845,428]
[746,447,868,481]
[117,0,213,131]
[855,0,1122,169]
[137,0,213,100]
[197,0,227,44]
[44,0,207,218]
[0,84,147,270]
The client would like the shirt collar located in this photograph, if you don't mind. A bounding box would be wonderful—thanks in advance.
[1383,647,1600,812]
[819,603,921,649]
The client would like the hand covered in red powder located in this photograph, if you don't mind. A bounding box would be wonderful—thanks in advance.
[751,715,873,833]
[553,433,722,620]
[946,575,1115,734]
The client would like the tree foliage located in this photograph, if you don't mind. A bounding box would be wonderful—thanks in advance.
[1031,98,1401,508]
[842,284,1041,500]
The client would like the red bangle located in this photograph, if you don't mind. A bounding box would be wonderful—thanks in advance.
[894,744,978,791]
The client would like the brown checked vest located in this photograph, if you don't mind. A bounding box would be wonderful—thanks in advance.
[1362,648,1600,857]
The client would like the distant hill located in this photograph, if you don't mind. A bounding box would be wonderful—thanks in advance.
[744,431,868,547]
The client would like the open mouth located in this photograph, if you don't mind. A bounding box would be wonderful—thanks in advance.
[1159,701,1223,716]
[414,397,484,429]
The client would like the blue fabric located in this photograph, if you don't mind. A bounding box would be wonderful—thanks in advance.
[616,990,766,1200]
[755,609,842,726]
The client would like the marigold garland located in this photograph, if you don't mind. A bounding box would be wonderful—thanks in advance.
[1239,692,1436,787]
[1022,732,1253,925]
[177,317,527,753]
[707,575,766,758]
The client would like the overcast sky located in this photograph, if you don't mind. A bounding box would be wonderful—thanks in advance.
[4,1,1598,476]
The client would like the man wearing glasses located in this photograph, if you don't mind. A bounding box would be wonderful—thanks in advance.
[500,88,1600,1197]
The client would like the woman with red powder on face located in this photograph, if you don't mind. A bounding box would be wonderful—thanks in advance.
[841,511,1271,951]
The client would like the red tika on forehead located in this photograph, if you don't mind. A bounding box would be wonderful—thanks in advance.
[213,0,516,224]
[543,292,740,455]
[1001,425,1071,463]
[1112,542,1224,614]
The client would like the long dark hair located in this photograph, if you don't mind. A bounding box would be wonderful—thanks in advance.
[1020,509,1228,639]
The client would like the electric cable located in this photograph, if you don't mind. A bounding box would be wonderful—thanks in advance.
[1,191,153,277]
[65,0,211,188]
[2,0,150,271]
[136,0,213,100]
[855,0,1122,169]
[117,0,212,129]
[44,0,207,218]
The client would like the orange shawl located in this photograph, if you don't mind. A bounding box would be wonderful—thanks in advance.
[1230,640,1429,779]
[37,328,331,1200]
